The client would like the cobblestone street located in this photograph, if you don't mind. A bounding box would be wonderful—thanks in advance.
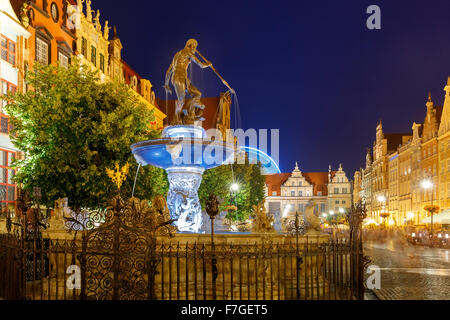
[364,233,450,300]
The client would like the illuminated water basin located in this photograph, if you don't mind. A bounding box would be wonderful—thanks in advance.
[131,125,236,233]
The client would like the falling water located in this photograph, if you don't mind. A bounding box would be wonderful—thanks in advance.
[231,90,242,131]
[131,163,141,198]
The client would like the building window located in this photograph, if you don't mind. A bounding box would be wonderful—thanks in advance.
[335,200,339,205]
[51,2,59,22]
[342,188,347,194]
[91,46,97,66]
[334,188,339,194]
[1,36,16,65]
[0,149,16,206]
[317,191,322,196]
[100,54,105,73]
[291,191,295,197]
[81,38,87,57]
[36,37,49,65]
[1,80,17,108]
[272,191,277,196]
[298,191,303,197]
[58,52,69,68]
[320,203,325,212]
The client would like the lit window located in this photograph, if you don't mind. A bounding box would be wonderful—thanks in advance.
[1,80,17,108]
[91,46,97,66]
[58,52,69,68]
[100,54,105,73]
[36,38,49,65]
[1,36,16,65]
[81,38,87,57]
[0,149,16,205]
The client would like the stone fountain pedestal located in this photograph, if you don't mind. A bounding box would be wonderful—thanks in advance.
[131,125,235,233]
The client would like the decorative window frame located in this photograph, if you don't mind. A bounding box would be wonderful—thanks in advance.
[57,41,71,68]
[1,35,16,66]
[1,79,17,110]
[35,26,54,65]
[50,2,59,23]
[0,148,17,205]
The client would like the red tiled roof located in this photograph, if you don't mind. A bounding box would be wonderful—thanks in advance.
[265,173,291,196]
[265,171,336,197]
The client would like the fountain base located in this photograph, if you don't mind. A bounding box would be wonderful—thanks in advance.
[131,125,236,233]
[166,166,204,233]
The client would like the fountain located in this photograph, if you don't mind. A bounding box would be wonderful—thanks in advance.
[131,39,236,233]
[131,126,235,232]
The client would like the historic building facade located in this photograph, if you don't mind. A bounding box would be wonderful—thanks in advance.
[0,0,30,208]
[355,84,448,227]
[0,0,166,209]
[265,163,352,222]
[438,78,450,213]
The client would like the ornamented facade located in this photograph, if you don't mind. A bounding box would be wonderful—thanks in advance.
[355,83,449,227]
[265,163,352,221]
[438,78,450,213]
[0,0,167,208]
[0,0,30,208]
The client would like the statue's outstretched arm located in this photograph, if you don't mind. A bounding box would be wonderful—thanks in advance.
[191,54,211,69]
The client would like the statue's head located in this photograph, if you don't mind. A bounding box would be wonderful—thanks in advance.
[185,39,198,54]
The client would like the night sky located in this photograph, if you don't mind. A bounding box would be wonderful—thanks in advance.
[93,0,450,176]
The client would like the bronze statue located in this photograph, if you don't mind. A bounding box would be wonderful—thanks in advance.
[164,39,211,125]
[104,20,110,40]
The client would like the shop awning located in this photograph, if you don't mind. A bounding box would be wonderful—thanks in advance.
[422,209,450,224]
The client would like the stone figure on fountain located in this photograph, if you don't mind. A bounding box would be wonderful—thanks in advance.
[164,39,212,125]
[303,200,322,234]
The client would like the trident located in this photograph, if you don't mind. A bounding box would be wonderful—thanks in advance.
[196,50,236,95]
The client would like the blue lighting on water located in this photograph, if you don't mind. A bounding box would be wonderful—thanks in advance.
[240,146,281,174]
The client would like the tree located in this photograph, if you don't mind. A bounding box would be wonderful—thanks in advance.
[198,161,266,221]
[4,61,168,210]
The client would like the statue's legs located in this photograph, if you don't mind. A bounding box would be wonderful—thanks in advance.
[186,81,205,121]
[173,81,186,124]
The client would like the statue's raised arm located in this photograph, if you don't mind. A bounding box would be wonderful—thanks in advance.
[164,39,232,125]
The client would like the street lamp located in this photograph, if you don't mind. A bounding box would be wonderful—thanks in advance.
[377,194,386,223]
[421,179,434,247]
[230,183,239,226]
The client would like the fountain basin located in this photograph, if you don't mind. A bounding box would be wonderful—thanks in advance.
[131,125,236,233]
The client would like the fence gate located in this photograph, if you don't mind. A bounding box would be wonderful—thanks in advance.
[80,198,153,300]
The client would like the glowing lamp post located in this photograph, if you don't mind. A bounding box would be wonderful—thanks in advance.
[377,195,388,227]
[230,183,239,227]
[421,179,437,247]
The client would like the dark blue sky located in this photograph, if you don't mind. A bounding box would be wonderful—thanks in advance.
[94,0,450,176]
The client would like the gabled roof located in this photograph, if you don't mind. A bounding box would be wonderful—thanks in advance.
[265,173,290,196]
[266,171,336,197]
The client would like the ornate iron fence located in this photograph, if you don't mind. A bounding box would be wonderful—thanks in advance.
[0,195,369,300]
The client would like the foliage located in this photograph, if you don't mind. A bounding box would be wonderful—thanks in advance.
[4,60,168,210]
[424,205,440,214]
[198,161,266,221]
